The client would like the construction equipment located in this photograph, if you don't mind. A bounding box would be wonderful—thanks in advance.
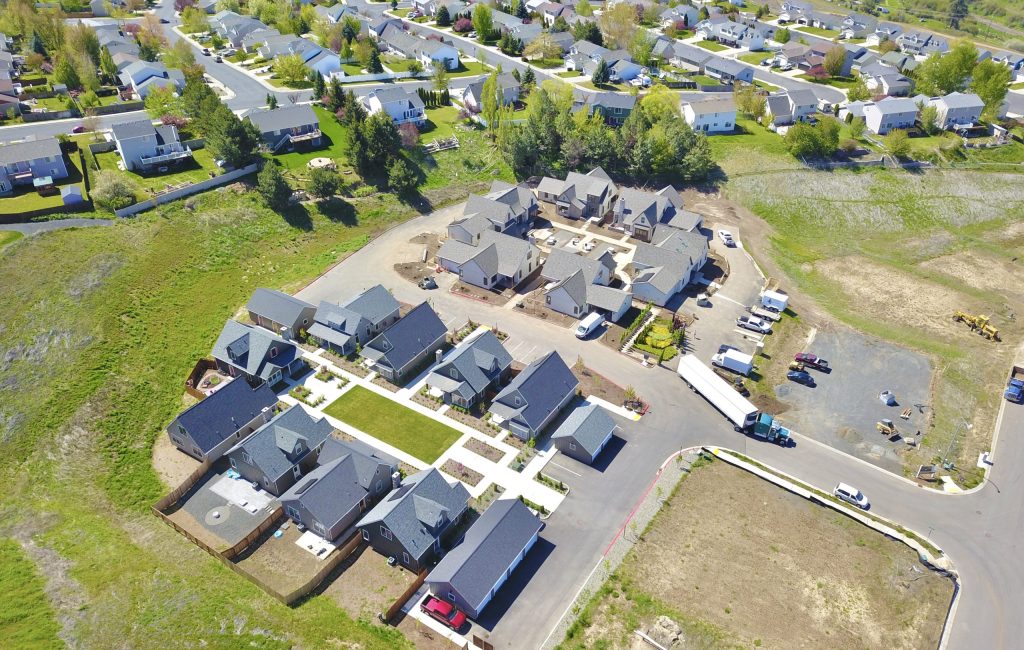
[953,311,1000,341]
[876,418,898,436]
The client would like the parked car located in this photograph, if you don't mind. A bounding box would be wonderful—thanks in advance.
[760,58,772,66]
[545,236,558,245]
[214,55,223,63]
[718,229,735,246]
[779,63,793,71]
[421,595,467,630]
[737,315,772,334]
[467,31,477,38]
[583,241,596,252]
[787,369,815,386]
[71,124,86,133]
[575,312,605,339]
[419,276,437,290]
[794,352,830,371]
[833,482,870,509]
[202,48,211,56]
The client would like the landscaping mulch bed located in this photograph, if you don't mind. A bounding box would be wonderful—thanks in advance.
[323,351,370,378]
[469,483,505,512]
[411,391,444,411]
[441,459,484,487]
[573,364,628,407]
[503,434,537,469]
[371,375,401,392]
[449,281,511,306]
[463,437,505,463]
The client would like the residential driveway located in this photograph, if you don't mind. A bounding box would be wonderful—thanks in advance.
[773,326,933,474]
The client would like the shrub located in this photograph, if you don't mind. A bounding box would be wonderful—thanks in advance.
[453,17,472,32]
[91,170,138,210]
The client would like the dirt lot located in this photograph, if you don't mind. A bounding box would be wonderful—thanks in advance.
[564,460,954,650]
[233,524,333,596]
[151,431,200,490]
[322,544,417,621]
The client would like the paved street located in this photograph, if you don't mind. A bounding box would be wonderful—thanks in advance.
[297,200,1024,650]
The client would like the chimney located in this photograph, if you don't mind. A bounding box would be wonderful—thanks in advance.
[392,471,401,489]
[435,349,443,364]
[613,197,625,224]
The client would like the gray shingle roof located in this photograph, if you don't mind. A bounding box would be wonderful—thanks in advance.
[358,467,470,560]
[684,96,736,115]
[229,404,332,482]
[341,284,400,328]
[362,302,446,371]
[548,269,588,310]
[426,499,542,608]
[110,119,156,141]
[438,230,536,279]
[586,283,630,313]
[551,402,616,456]
[490,351,579,432]
[786,88,818,107]
[632,226,708,294]
[172,378,278,454]
[542,248,604,284]
[426,330,512,401]
[870,96,918,115]
[246,288,314,329]
[0,137,63,166]
[211,319,300,382]
[245,104,319,135]
[369,86,426,109]
[935,91,983,110]
[311,300,367,349]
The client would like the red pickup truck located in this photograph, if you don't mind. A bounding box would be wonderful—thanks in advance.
[421,595,467,630]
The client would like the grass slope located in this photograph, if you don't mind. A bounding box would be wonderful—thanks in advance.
[0,539,62,650]
[324,386,463,462]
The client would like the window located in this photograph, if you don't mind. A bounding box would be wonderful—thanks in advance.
[448,592,456,602]
[229,456,237,469]
[177,424,187,437]
[362,529,370,541]
[286,506,300,520]
[242,451,252,465]
[402,552,410,565]
[568,442,577,451]
[269,347,278,359]
[380,525,393,541]
[514,396,521,406]
[450,368,458,379]
[313,521,326,534]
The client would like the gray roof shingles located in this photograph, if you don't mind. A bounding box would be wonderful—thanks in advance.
[490,351,579,432]
[551,402,616,456]
[362,302,446,371]
[246,288,315,329]
[341,284,400,328]
[426,330,512,401]
[172,378,278,453]
[229,404,333,483]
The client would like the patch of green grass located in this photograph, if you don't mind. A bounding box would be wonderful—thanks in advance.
[0,538,62,649]
[689,74,725,86]
[694,39,731,52]
[418,105,461,142]
[324,386,462,462]
[0,230,24,251]
[556,70,582,78]
[577,80,627,92]
[530,58,565,69]
[382,55,417,72]
[794,25,839,38]
[275,106,350,171]
[341,61,366,76]
[796,73,859,89]
[94,147,222,196]
[0,153,89,215]
[449,60,492,77]
[963,140,1024,164]
[738,51,770,65]
[1010,81,1024,91]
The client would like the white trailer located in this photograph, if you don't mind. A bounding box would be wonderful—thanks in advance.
[761,290,789,313]
[711,349,754,376]
[677,354,758,429]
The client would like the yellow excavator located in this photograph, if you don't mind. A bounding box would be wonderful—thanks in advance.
[953,311,1000,341]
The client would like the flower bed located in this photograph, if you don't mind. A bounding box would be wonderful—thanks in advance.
[441,459,484,487]
[463,437,505,463]
[289,385,324,407]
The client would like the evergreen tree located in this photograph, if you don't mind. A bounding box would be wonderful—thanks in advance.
[436,5,451,26]
[366,47,384,73]
[99,46,117,84]
[205,104,261,168]
[313,71,326,100]
[29,31,46,56]
[53,56,81,91]
[267,93,278,109]
[591,59,610,85]
[257,163,292,210]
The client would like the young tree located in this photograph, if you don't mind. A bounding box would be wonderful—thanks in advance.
[92,170,139,211]
[408,59,424,75]
[308,167,340,200]
[919,103,940,135]
[163,38,197,70]
[823,44,846,78]
[846,75,871,102]
[885,129,910,158]
[629,31,654,67]
[598,2,636,49]
[454,17,473,33]
[144,85,184,119]
[734,84,766,119]
[878,39,898,54]
[362,112,401,162]
[266,93,278,109]
[79,90,100,109]
[388,158,417,196]
[513,0,527,19]
[273,53,308,85]
[66,23,100,66]
[775,27,790,43]
[521,66,536,92]
[53,56,81,91]
[366,47,384,73]
[524,32,563,61]
[180,5,209,32]
[848,116,866,139]
[784,118,840,159]
[591,58,610,85]
[697,6,709,20]
[551,15,569,32]
[436,5,451,26]
[576,0,593,16]
[313,71,326,99]
[948,0,968,29]
[472,3,494,40]
[433,64,449,91]
[257,163,292,210]
[481,69,501,131]
[99,46,117,83]
[573,20,602,46]
[971,58,1012,118]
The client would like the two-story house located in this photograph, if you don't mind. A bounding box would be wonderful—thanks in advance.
[358,467,470,571]
[460,73,520,112]
[447,181,538,241]
[536,167,617,221]
[764,88,818,127]
[0,137,68,196]
[437,230,540,291]
[610,186,685,242]
[630,226,709,307]
[245,104,323,153]
[581,92,637,127]
[863,96,918,134]
[682,96,737,133]
[110,119,193,173]
[929,92,984,130]
[363,87,426,127]
[308,284,400,356]
[166,378,278,462]
[211,319,306,386]
[488,351,579,440]
[425,330,513,407]
[361,302,447,385]
[380,25,461,71]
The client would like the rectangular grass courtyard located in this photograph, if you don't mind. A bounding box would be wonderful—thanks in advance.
[323,385,462,463]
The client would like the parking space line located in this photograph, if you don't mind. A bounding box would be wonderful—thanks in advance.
[549,461,582,477]
[715,292,746,307]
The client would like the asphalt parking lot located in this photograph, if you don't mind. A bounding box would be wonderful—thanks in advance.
[774,327,933,474]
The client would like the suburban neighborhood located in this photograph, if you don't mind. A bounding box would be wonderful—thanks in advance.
[1,0,1024,647]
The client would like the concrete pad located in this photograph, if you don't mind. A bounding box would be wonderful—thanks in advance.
[295,530,336,559]
[209,475,275,513]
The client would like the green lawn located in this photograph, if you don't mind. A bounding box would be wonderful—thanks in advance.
[341,61,365,76]
[324,386,462,463]
[530,57,565,69]
[449,60,492,77]
[794,25,840,38]
[752,79,781,91]
[0,152,88,214]
[556,70,582,78]
[94,147,222,196]
[694,39,731,52]
[796,73,860,89]
[738,51,770,65]
[419,105,461,142]
[1010,81,1024,91]
[275,105,350,170]
[0,231,23,251]
[578,80,627,92]
[0,538,62,649]
[382,55,417,72]
[690,74,724,86]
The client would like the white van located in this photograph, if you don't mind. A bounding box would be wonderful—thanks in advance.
[575,312,605,339]
[833,483,870,509]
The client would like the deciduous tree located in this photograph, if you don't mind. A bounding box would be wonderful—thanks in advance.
[472,3,494,40]
[257,163,291,209]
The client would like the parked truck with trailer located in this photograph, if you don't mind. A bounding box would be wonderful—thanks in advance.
[711,349,754,376]
[1005,364,1024,403]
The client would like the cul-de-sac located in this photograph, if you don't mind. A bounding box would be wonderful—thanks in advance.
[1,0,1023,647]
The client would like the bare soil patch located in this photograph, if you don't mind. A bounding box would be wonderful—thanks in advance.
[151,430,200,490]
[463,436,505,462]
[919,250,1024,299]
[573,363,628,407]
[449,281,512,306]
[323,543,417,620]
[441,459,484,486]
[233,524,329,596]
[568,460,954,650]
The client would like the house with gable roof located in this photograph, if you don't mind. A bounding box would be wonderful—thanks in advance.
[630,225,709,307]
[226,404,333,496]
[489,351,579,440]
[863,96,918,134]
[166,378,278,462]
[308,284,400,355]
[610,186,686,242]
[551,402,617,464]
[245,104,323,153]
[358,467,471,571]
[246,288,316,339]
[280,437,398,540]
[363,87,426,126]
[110,119,192,173]
[764,88,818,126]
[425,330,513,407]
[437,230,540,291]
[361,302,447,385]
[447,181,537,242]
[536,167,617,221]
[929,92,984,130]
[212,320,305,386]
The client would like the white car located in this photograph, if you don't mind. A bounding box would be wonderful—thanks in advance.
[833,483,870,509]
[583,241,596,252]
[737,315,772,334]
[718,229,735,246]
[545,236,558,245]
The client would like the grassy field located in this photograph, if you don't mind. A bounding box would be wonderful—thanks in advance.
[418,105,461,142]
[0,538,62,649]
[794,25,840,38]
[0,230,24,251]
[449,60,491,78]
[694,39,731,52]
[737,51,769,65]
[561,459,953,649]
[324,386,463,463]
[690,74,725,86]
[0,140,510,646]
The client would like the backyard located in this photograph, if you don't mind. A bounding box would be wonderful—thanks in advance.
[93,147,221,197]
[561,459,954,649]
[0,152,88,215]
[795,25,840,38]
[275,105,350,171]
[418,105,462,142]
[324,386,463,463]
[694,39,731,52]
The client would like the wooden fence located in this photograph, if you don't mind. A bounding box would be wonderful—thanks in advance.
[221,507,284,560]
[279,531,364,605]
[184,358,218,400]
[383,568,429,623]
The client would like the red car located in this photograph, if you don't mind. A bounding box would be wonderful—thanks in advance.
[421,595,467,630]
[71,125,86,133]
[794,352,829,371]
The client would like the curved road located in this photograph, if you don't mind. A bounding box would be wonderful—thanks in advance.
[297,205,1022,650]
